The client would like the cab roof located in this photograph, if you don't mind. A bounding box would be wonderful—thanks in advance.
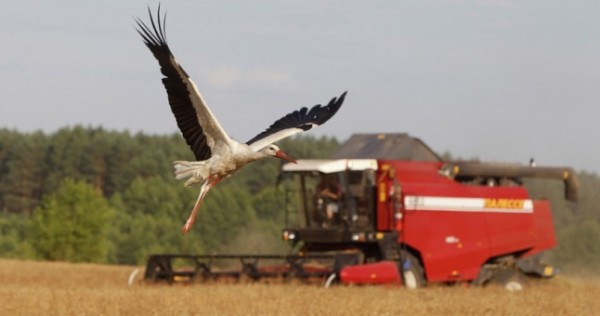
[282,159,378,174]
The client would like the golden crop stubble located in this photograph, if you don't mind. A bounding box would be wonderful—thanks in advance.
[1,259,599,316]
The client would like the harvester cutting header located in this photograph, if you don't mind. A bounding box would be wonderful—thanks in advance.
[146,133,578,289]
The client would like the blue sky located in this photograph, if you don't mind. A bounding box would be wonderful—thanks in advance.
[1,1,599,172]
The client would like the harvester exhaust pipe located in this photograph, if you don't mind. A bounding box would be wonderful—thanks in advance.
[441,162,579,202]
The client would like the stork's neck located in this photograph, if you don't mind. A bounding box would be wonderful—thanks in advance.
[231,145,272,166]
[252,147,273,161]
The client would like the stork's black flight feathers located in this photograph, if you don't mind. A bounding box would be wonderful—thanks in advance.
[245,92,346,150]
[136,6,212,161]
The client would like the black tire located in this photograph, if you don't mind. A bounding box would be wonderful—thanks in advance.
[399,251,426,289]
[488,268,524,291]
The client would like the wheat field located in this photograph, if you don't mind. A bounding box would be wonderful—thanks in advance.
[0,259,598,316]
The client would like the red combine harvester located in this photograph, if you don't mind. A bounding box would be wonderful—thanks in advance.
[144,133,578,288]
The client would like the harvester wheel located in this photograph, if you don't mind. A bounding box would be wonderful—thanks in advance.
[488,268,524,291]
[400,251,426,289]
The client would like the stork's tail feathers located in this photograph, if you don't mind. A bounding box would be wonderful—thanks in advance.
[174,161,208,186]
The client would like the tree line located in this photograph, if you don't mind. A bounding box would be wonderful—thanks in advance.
[0,126,339,265]
[0,126,598,272]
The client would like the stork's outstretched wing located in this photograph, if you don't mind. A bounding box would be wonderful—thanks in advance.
[136,6,231,161]
[246,92,346,151]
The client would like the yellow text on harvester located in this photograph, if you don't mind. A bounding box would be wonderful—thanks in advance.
[484,198,525,209]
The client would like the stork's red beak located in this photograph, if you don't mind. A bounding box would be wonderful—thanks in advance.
[275,150,297,164]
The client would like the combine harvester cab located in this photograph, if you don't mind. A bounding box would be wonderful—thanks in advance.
[280,133,578,288]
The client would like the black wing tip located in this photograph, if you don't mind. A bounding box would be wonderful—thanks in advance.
[333,91,347,106]
[135,5,169,49]
[315,90,347,125]
[325,91,347,111]
[137,5,210,161]
[244,91,347,145]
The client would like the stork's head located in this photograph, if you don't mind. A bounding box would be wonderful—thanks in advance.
[263,144,297,163]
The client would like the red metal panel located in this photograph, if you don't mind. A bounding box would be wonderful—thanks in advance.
[403,209,490,282]
[523,201,557,257]
[376,160,455,231]
[375,173,392,231]
[339,261,401,285]
[484,208,535,257]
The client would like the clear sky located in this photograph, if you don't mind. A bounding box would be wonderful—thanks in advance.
[1,1,598,172]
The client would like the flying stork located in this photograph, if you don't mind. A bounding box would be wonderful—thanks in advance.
[136,7,347,234]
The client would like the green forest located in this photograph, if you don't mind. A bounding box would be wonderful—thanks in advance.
[0,126,598,273]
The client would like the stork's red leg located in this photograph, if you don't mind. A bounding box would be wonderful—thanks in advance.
[181,177,222,234]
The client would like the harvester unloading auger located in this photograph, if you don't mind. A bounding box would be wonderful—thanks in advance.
[144,133,578,289]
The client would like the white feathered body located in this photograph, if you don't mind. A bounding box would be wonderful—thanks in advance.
[174,141,271,186]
